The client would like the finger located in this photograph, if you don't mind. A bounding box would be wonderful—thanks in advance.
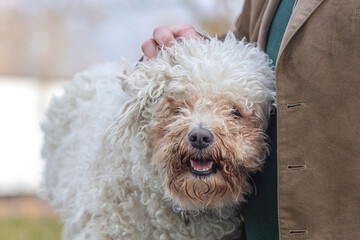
[170,24,200,40]
[153,25,176,47]
[141,38,158,59]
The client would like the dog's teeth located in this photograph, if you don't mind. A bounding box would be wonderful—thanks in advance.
[191,161,213,172]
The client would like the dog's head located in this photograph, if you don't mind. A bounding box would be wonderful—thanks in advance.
[113,33,275,210]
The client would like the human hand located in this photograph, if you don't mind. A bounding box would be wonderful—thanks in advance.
[141,24,200,61]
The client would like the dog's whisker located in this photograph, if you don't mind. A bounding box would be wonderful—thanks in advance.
[214,132,231,152]
[192,182,203,202]
[184,179,198,201]
[206,180,219,207]
[220,186,228,198]
[199,180,211,196]
[207,180,217,196]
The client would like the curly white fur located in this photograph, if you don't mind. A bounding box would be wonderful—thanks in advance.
[42,33,275,240]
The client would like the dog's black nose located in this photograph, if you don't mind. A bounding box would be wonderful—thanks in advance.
[188,127,214,149]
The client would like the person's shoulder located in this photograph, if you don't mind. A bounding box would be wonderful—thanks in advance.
[233,0,268,41]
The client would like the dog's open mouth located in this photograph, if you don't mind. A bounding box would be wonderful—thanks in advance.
[189,159,216,177]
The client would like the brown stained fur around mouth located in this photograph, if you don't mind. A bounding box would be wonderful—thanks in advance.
[164,134,249,208]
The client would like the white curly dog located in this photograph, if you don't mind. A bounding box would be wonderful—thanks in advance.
[42,33,275,240]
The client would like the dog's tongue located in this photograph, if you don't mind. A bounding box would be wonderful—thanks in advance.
[192,160,212,171]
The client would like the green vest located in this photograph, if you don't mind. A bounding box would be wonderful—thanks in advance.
[243,0,296,239]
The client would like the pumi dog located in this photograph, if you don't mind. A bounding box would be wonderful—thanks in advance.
[42,33,275,240]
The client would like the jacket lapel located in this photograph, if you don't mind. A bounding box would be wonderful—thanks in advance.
[258,0,280,49]
[277,0,325,62]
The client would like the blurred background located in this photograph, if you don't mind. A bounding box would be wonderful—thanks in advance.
[0,0,244,239]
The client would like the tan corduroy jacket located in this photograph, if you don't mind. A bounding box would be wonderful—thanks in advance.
[234,0,360,239]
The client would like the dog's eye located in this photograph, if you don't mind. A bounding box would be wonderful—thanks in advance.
[231,108,242,118]
[175,107,182,115]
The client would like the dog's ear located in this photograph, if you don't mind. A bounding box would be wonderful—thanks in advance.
[106,67,167,149]
[116,61,140,97]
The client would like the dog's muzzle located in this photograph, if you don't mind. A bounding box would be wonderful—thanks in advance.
[187,127,217,177]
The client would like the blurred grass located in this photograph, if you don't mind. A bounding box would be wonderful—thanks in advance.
[0,217,62,240]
